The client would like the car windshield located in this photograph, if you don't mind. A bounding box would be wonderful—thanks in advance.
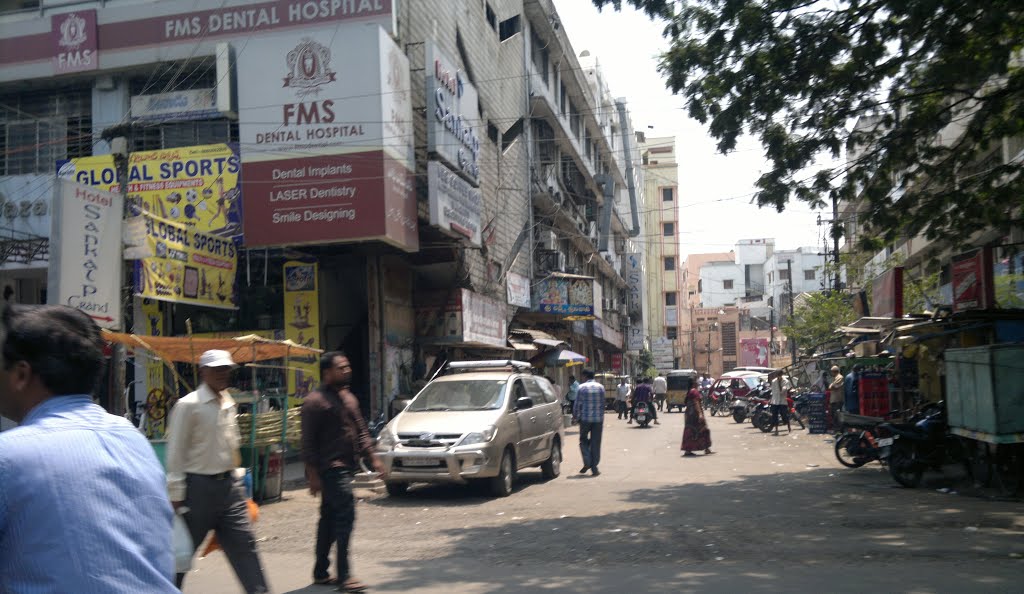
[406,379,508,412]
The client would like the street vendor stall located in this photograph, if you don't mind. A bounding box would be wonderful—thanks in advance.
[103,330,322,502]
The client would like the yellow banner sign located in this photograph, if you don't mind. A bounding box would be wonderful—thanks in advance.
[284,260,320,399]
[134,214,238,309]
[57,143,241,238]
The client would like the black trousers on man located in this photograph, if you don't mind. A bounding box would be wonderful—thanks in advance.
[176,473,268,593]
[314,467,357,583]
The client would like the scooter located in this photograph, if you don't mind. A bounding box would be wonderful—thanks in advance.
[634,401,654,428]
[880,403,969,488]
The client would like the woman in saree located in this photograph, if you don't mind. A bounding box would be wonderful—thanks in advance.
[682,386,713,456]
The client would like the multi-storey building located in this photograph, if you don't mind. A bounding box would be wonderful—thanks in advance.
[639,135,682,370]
[0,0,644,422]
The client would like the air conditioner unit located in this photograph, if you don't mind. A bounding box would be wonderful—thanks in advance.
[538,230,558,250]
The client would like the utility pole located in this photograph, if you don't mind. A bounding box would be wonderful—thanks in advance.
[787,259,796,364]
[769,306,775,366]
[832,193,841,292]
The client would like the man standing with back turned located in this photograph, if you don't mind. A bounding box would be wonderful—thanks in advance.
[0,304,177,593]
[574,369,606,476]
[166,349,269,593]
[302,351,383,592]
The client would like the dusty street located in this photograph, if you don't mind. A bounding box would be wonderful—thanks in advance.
[183,411,1023,593]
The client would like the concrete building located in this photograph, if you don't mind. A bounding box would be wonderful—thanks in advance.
[0,0,645,425]
[639,135,682,371]
[764,247,827,325]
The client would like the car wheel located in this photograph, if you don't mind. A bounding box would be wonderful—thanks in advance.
[489,449,515,497]
[541,440,561,480]
[385,482,408,497]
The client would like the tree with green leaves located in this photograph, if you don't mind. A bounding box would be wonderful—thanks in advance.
[782,291,856,355]
[594,0,1024,250]
[638,348,658,377]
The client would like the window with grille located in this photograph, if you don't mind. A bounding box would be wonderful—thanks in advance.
[804,269,816,281]
[130,120,237,152]
[664,257,675,271]
[723,279,734,290]
[662,187,673,201]
[666,326,678,340]
[663,222,675,236]
[665,292,677,306]
[0,86,92,175]
[721,322,737,356]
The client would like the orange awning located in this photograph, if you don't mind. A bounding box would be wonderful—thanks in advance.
[102,331,322,364]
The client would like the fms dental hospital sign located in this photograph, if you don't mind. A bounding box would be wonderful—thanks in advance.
[238,23,417,251]
[49,180,123,330]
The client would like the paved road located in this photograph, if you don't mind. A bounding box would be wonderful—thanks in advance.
[183,410,1023,593]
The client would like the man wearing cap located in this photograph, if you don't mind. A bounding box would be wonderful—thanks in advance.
[165,349,269,593]
[828,365,845,428]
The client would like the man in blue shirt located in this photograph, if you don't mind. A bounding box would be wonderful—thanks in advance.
[0,305,177,593]
[844,364,863,414]
[573,369,606,476]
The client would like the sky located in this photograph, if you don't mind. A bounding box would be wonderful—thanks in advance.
[552,0,828,259]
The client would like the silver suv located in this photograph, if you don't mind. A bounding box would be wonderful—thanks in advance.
[376,360,564,497]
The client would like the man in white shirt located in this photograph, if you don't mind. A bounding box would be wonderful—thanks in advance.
[165,350,269,593]
[653,374,668,412]
[615,379,630,420]
[769,371,791,436]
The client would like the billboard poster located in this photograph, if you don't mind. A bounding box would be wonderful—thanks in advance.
[425,41,481,186]
[57,143,242,240]
[131,213,238,309]
[48,180,123,329]
[237,24,416,251]
[506,271,531,308]
[416,289,508,349]
[284,260,320,399]
[952,247,994,312]
[740,337,770,367]
[871,267,904,318]
[533,276,595,318]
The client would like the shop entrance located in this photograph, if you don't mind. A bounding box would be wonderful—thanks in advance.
[319,255,371,413]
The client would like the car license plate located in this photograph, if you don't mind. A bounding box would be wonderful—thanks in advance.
[876,437,894,446]
[402,457,441,467]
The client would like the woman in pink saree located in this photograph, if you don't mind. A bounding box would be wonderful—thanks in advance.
[682,387,713,456]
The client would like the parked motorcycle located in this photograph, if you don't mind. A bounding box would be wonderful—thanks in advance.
[835,425,895,468]
[880,403,970,488]
[634,401,654,428]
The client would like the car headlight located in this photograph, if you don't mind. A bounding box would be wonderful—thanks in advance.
[458,425,496,446]
[376,428,397,450]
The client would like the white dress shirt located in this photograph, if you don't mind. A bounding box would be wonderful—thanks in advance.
[770,379,787,405]
[164,384,241,501]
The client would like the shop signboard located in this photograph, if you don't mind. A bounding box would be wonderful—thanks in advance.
[627,324,644,352]
[416,288,507,349]
[533,276,595,318]
[48,180,123,330]
[238,24,416,251]
[506,271,531,308]
[610,353,623,373]
[651,336,674,369]
[425,41,481,186]
[139,297,166,438]
[952,247,994,312]
[739,338,770,367]
[58,143,242,240]
[2,1,395,77]
[130,213,238,309]
[52,10,97,74]
[625,253,643,315]
[871,267,903,318]
[131,89,220,121]
[427,161,482,245]
[283,260,320,399]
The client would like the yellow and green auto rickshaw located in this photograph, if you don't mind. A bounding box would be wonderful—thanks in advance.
[665,369,699,412]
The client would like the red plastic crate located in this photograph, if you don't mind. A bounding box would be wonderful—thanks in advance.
[859,373,890,417]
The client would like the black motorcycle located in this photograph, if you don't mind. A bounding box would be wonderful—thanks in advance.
[880,404,970,488]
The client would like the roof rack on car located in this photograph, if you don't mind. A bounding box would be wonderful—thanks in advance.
[446,360,534,372]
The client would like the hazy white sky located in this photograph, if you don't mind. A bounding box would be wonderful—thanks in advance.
[553,0,827,258]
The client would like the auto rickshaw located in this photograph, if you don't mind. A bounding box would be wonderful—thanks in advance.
[665,369,699,412]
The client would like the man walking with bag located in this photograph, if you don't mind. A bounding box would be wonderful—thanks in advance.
[166,350,269,593]
[302,352,383,592]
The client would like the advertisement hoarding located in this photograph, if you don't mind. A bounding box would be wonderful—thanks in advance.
[427,161,482,245]
[425,41,481,186]
[238,24,416,251]
[506,271,531,308]
[48,180,123,329]
[952,247,994,312]
[739,337,770,367]
[416,289,508,349]
[58,143,242,240]
[131,213,238,309]
[533,276,595,318]
[283,260,320,399]
[871,267,904,318]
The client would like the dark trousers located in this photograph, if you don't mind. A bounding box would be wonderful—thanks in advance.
[655,394,666,411]
[615,400,628,419]
[771,404,791,432]
[314,467,357,581]
[579,421,604,469]
[175,473,268,593]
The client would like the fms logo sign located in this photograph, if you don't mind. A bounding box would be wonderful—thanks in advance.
[283,38,336,98]
[51,10,98,74]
